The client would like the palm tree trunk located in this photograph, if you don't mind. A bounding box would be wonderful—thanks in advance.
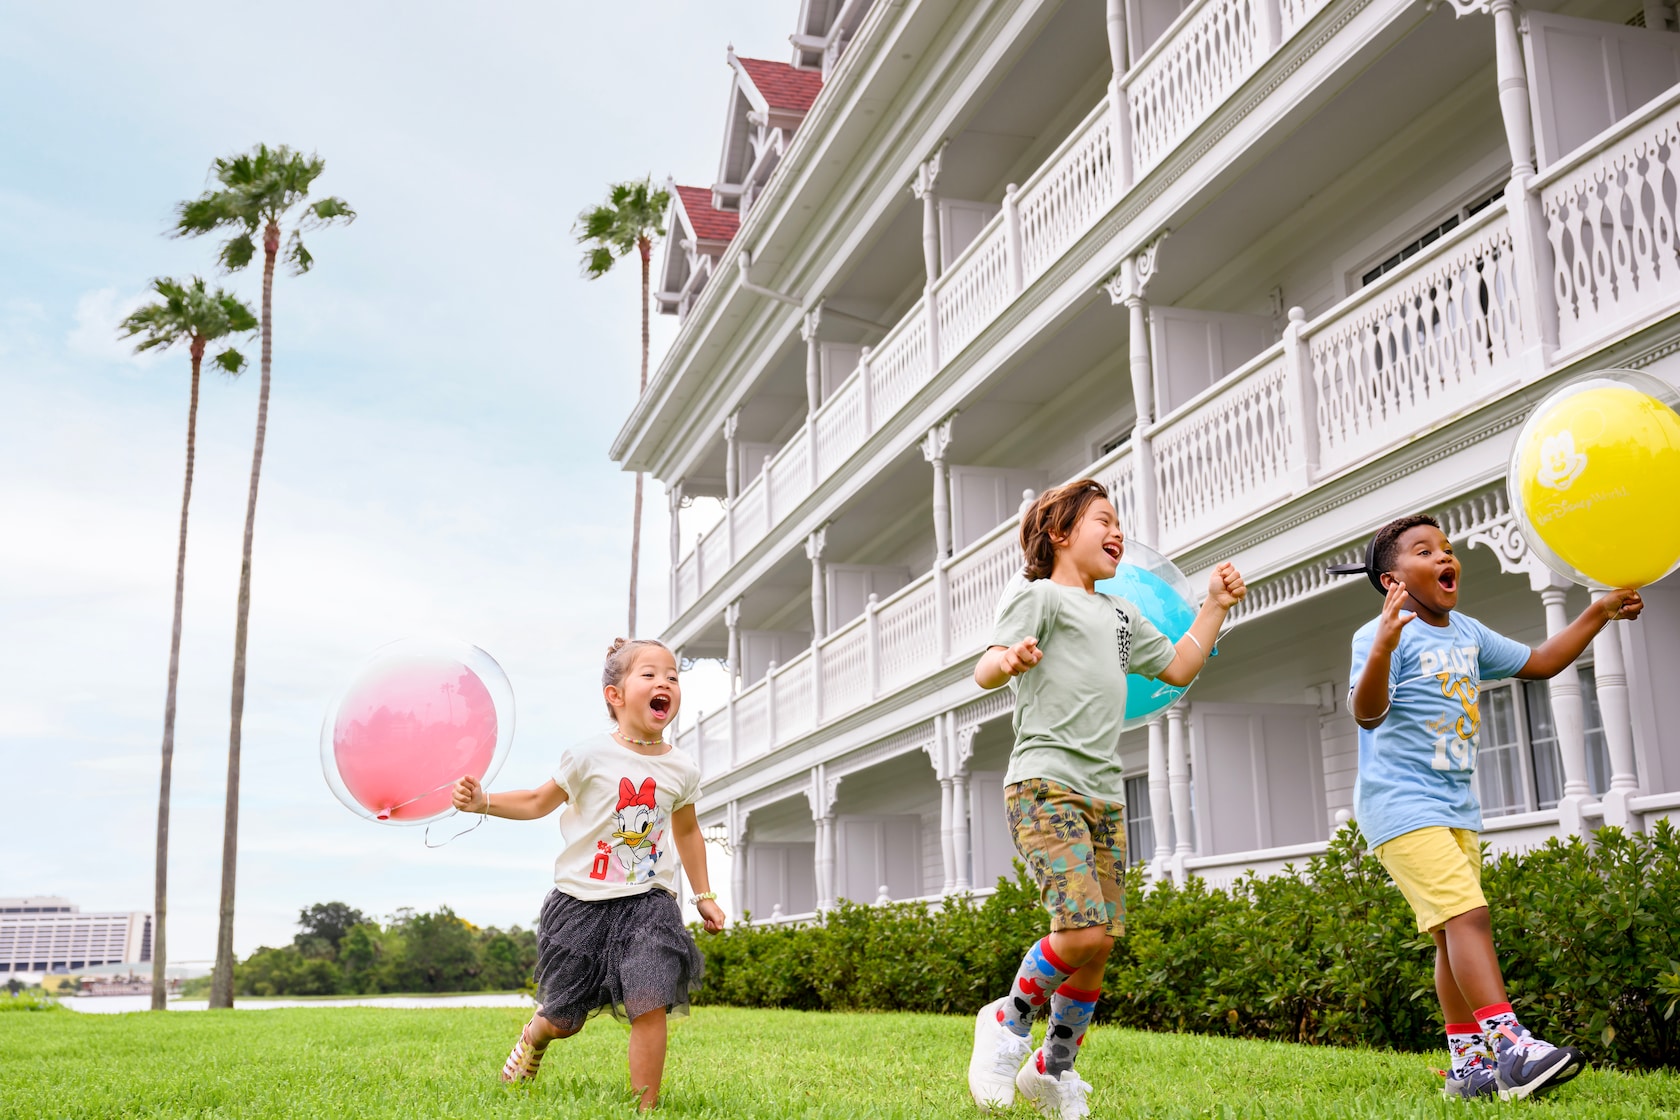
[211,220,279,1008]
[152,339,204,1012]
[628,236,653,637]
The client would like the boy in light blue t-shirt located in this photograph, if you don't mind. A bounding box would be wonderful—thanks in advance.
[1343,513,1643,1102]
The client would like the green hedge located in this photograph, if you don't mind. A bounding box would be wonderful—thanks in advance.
[694,821,1680,1070]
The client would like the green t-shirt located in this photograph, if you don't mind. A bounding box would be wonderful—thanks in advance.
[990,578,1177,803]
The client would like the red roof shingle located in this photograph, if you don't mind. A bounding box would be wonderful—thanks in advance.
[736,58,824,115]
[674,185,739,244]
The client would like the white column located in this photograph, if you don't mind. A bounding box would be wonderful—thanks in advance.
[806,526,829,641]
[667,482,684,618]
[725,598,743,696]
[1106,0,1133,193]
[912,144,945,284]
[730,804,750,918]
[1106,0,1126,72]
[938,777,956,893]
[952,770,972,891]
[921,417,956,559]
[1002,184,1024,293]
[1488,0,1537,179]
[1538,581,1590,836]
[1591,588,1639,829]
[816,815,837,911]
[802,307,823,415]
[1105,237,1166,545]
[723,411,740,502]
[1146,719,1171,880]
[1167,705,1192,884]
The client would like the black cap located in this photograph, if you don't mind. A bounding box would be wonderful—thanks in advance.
[1327,536,1386,593]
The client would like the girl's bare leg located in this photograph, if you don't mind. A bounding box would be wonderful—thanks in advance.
[627,1006,668,1110]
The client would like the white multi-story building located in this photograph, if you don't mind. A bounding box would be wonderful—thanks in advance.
[618,0,1680,921]
[0,897,153,975]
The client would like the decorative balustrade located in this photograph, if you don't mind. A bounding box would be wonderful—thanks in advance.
[1018,101,1118,281]
[1127,0,1272,178]
[933,219,1013,359]
[815,371,869,477]
[1307,205,1524,477]
[947,527,1025,656]
[1152,348,1299,553]
[820,617,871,716]
[868,302,929,420]
[733,681,770,765]
[876,581,940,694]
[775,651,816,745]
[1539,87,1680,354]
[696,709,730,781]
[767,435,812,523]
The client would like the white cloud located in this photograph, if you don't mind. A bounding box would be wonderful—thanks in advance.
[66,286,162,370]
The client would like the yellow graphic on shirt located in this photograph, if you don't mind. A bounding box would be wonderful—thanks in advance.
[1429,672,1480,772]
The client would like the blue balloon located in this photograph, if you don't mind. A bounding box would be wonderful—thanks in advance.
[1094,542,1198,729]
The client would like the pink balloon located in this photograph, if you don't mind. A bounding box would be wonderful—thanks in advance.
[328,651,503,822]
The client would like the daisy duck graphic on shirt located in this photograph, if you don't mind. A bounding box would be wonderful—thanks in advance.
[587,777,666,885]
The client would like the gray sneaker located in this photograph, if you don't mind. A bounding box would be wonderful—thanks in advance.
[1440,1057,1500,1101]
[1492,1024,1586,1100]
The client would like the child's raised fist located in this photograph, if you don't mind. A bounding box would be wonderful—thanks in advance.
[1208,562,1247,608]
[1601,588,1644,622]
[452,775,487,814]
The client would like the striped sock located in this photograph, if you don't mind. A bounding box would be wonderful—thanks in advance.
[1446,1022,1489,1075]
[1042,985,1100,1076]
[997,938,1075,1038]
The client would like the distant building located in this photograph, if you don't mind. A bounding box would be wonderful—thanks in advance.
[0,897,152,974]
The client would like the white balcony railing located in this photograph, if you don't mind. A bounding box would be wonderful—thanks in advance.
[669,0,1340,620]
[1539,86,1680,356]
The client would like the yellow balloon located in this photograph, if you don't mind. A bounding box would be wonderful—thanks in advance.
[1514,382,1680,587]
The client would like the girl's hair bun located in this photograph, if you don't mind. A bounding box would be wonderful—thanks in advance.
[607,637,630,656]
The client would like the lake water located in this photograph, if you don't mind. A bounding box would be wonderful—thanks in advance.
[62,992,536,1014]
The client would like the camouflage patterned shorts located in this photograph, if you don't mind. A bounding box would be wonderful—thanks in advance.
[1005,778,1126,936]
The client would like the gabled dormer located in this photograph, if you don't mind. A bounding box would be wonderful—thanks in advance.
[713,48,824,215]
[790,0,876,74]
[654,182,740,320]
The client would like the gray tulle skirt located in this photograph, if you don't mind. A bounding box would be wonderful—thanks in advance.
[533,887,705,1030]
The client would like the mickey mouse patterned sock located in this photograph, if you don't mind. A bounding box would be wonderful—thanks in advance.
[1042,985,1100,1076]
[997,938,1075,1038]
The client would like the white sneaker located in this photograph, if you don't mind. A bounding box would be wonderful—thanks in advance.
[967,998,1031,1111]
[1015,1050,1093,1119]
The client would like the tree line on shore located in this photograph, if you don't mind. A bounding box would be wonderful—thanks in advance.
[181,901,537,997]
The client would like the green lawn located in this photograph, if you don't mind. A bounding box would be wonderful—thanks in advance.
[5,1006,1678,1118]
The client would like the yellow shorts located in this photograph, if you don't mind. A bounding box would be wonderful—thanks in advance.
[1373,826,1486,933]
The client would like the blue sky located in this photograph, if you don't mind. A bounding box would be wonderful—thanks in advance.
[1,1,783,962]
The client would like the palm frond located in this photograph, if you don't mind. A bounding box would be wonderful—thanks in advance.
[116,276,257,357]
[285,231,314,274]
[212,347,248,376]
[220,233,257,272]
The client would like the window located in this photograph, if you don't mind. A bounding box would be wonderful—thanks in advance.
[1359,185,1507,287]
[1124,775,1154,866]
[1475,668,1612,817]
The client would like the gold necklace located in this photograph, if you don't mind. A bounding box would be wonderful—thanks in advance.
[615,728,665,748]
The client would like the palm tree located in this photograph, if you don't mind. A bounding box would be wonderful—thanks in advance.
[175,144,354,1008]
[119,277,256,1012]
[576,178,670,637]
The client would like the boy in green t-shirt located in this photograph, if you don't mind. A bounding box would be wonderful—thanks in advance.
[966,478,1245,1119]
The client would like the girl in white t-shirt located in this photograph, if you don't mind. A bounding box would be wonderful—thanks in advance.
[452,638,725,1110]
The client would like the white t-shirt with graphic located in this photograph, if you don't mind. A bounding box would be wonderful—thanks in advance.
[550,733,702,900]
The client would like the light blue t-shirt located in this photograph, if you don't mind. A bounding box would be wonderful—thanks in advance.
[1349,611,1531,849]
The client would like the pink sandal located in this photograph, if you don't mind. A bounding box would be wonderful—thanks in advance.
[501,1025,546,1083]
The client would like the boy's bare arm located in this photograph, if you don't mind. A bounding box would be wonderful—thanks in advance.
[1352,584,1416,728]
[1157,562,1245,687]
[1517,589,1643,679]
[975,637,1041,689]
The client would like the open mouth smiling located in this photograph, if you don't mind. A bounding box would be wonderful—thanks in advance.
[650,695,671,717]
[1102,542,1122,562]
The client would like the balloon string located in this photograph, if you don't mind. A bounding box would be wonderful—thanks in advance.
[380,780,458,817]
[425,809,488,848]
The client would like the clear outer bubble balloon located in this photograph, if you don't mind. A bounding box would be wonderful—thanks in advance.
[997,540,1199,731]
[1096,540,1200,730]
[1509,369,1680,589]
[321,639,515,826]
